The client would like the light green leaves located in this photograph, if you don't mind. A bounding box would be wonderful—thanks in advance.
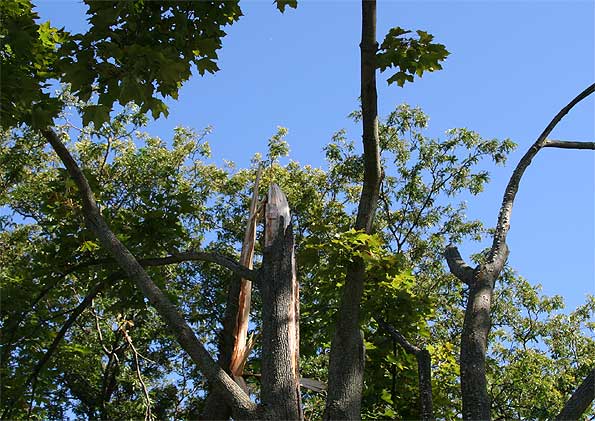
[377,27,449,87]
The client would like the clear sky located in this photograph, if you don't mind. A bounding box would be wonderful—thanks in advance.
[34,0,594,311]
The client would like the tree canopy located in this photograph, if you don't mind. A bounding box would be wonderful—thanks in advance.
[1,1,593,420]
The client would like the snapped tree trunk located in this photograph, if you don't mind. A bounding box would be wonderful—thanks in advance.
[202,170,261,420]
[260,184,302,420]
[324,0,381,419]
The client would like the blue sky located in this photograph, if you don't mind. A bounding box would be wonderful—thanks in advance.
[34,1,594,310]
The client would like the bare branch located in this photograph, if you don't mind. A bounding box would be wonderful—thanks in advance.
[489,83,595,267]
[120,326,153,421]
[42,128,256,417]
[544,140,595,150]
[376,318,421,355]
[556,368,595,420]
[139,252,259,283]
[376,318,434,421]
[444,244,475,285]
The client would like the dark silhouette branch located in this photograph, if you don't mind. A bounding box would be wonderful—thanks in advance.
[42,128,256,418]
[556,368,595,420]
[139,252,259,283]
[376,318,434,421]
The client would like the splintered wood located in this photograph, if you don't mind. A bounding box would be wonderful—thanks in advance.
[229,168,261,388]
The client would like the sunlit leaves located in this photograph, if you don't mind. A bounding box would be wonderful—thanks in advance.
[377,27,449,87]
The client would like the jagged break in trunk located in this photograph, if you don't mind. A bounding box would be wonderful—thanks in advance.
[260,184,302,420]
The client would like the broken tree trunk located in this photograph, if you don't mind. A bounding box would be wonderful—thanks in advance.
[260,184,302,420]
[201,169,262,420]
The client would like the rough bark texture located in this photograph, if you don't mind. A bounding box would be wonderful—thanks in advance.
[445,83,594,421]
[261,221,301,420]
[377,319,434,421]
[42,128,257,419]
[556,368,595,421]
[324,1,380,418]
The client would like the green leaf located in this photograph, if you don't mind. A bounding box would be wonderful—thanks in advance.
[275,0,298,13]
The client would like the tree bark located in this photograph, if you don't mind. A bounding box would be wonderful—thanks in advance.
[200,276,241,420]
[42,128,257,419]
[445,83,594,421]
[324,1,380,418]
[555,368,595,421]
[260,185,302,420]
[377,318,434,421]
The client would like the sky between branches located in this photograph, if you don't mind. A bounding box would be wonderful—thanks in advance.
[34,0,594,311]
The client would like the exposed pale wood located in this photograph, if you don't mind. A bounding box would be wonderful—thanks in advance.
[229,168,262,386]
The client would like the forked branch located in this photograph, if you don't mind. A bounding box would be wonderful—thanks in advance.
[488,83,595,267]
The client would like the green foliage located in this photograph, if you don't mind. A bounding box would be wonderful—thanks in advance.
[60,1,243,126]
[376,27,449,87]
[1,1,244,129]
[0,0,67,127]
[1,99,589,420]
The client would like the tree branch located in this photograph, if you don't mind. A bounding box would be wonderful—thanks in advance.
[444,244,475,285]
[488,83,594,267]
[11,279,109,421]
[544,140,595,150]
[556,368,595,420]
[376,318,435,421]
[139,252,259,283]
[42,128,256,418]
[376,318,420,354]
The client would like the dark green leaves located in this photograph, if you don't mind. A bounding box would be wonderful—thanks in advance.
[377,27,449,87]
[0,0,67,128]
[58,1,243,127]
[275,0,298,13]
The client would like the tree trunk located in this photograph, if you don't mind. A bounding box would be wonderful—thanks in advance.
[555,368,595,421]
[377,318,434,421]
[260,185,302,420]
[460,274,494,421]
[445,83,594,421]
[324,0,381,418]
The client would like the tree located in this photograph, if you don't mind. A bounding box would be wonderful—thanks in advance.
[2,0,593,420]
[444,83,595,420]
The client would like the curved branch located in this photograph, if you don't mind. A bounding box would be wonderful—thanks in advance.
[42,128,256,417]
[139,252,259,283]
[444,244,475,285]
[488,83,595,266]
[376,318,434,421]
[556,368,595,420]
[376,318,420,354]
